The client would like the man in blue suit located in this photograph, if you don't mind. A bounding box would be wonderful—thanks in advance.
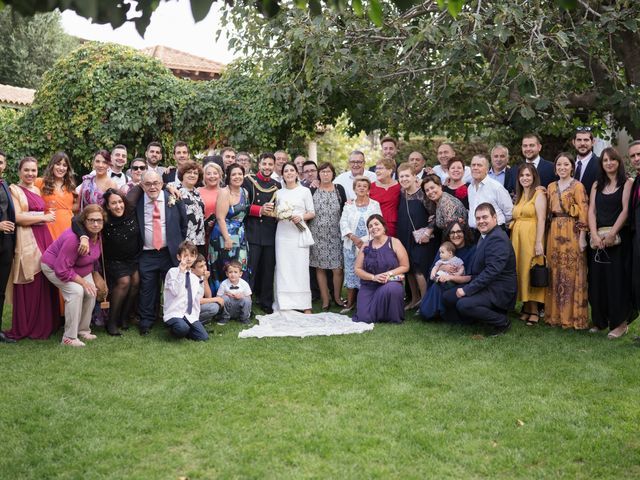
[442,202,517,335]
[519,133,557,187]
[572,127,599,197]
[135,171,187,335]
[0,151,16,343]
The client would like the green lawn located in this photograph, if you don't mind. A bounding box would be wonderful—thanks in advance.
[2,307,640,479]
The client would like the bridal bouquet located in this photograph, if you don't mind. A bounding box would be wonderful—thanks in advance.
[276,200,306,232]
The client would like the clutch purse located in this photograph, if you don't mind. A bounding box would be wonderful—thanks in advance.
[412,227,432,243]
[220,234,240,249]
[589,226,621,250]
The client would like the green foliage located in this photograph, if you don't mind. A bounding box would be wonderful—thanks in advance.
[0,7,79,89]
[0,43,310,173]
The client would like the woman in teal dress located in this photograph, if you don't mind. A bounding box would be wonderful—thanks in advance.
[209,163,250,291]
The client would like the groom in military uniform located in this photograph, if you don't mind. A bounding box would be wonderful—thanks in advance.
[243,152,280,314]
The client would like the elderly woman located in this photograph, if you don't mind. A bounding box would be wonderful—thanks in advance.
[422,174,468,232]
[309,162,347,310]
[41,205,105,347]
[353,214,409,324]
[443,157,470,209]
[587,147,636,338]
[396,162,435,309]
[420,220,477,321]
[198,161,223,238]
[4,157,58,341]
[369,157,401,237]
[170,160,206,255]
[339,176,381,312]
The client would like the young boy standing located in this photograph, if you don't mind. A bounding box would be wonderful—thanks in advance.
[191,254,225,325]
[163,241,208,341]
[217,260,252,325]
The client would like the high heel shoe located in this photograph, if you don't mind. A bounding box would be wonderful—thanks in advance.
[333,298,347,308]
[322,304,330,312]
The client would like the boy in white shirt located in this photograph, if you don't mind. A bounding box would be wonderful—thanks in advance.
[216,260,252,325]
[191,254,225,325]
[163,241,208,341]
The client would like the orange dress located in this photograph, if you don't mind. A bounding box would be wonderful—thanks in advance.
[544,180,589,329]
[34,178,75,240]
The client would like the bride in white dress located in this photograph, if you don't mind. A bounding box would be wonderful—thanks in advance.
[273,163,316,313]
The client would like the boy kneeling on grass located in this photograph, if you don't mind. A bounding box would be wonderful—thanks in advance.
[163,241,209,341]
[216,260,252,325]
[191,254,225,325]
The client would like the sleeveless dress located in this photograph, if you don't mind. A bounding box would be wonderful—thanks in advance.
[34,178,74,240]
[396,188,434,277]
[79,175,105,208]
[352,237,405,324]
[5,187,59,340]
[511,190,546,303]
[209,188,249,291]
[588,185,636,330]
[369,182,401,237]
[309,188,343,269]
[544,180,589,329]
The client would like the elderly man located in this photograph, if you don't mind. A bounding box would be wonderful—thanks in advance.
[334,150,377,200]
[294,155,307,175]
[237,151,253,175]
[132,171,187,335]
[442,203,517,335]
[432,142,472,184]
[488,144,516,195]
[408,151,430,179]
[467,154,513,230]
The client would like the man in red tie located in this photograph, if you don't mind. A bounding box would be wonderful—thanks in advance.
[135,171,187,335]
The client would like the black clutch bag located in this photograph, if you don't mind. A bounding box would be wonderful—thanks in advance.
[529,256,549,288]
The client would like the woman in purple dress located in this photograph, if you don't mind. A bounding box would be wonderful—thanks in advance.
[5,157,59,340]
[352,214,410,323]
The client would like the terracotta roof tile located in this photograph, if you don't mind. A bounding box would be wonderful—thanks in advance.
[0,83,35,106]
[141,45,225,75]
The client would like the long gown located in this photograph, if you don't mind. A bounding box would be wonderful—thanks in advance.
[273,185,315,311]
[544,180,589,329]
[511,190,546,304]
[352,237,405,323]
[34,178,74,240]
[5,187,59,340]
[209,188,250,292]
[369,182,401,237]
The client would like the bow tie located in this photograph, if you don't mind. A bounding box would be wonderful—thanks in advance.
[229,285,240,290]
[111,172,123,178]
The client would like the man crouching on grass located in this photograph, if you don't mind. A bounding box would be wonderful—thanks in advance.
[163,241,209,341]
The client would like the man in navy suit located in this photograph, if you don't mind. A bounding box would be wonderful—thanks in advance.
[442,202,517,335]
[520,133,557,187]
[488,144,516,196]
[135,171,187,335]
[0,151,16,343]
[572,127,599,197]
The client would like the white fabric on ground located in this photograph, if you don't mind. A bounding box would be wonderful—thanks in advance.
[238,310,374,338]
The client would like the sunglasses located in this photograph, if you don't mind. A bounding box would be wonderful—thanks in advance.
[576,126,592,132]
[131,165,147,171]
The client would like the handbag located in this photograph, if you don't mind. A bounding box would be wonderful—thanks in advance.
[405,194,433,243]
[298,224,315,247]
[589,226,621,250]
[94,235,110,309]
[529,255,549,288]
[219,234,240,249]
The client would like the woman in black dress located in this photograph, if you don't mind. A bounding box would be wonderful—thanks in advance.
[587,147,636,338]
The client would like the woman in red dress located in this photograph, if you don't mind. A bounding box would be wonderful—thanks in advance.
[369,157,401,237]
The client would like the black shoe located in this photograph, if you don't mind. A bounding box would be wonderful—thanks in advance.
[488,321,511,337]
[0,332,16,344]
[216,319,229,326]
[139,328,150,336]
[261,305,273,314]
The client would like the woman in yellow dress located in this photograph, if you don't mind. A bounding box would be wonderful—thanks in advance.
[510,163,547,325]
[544,152,589,329]
[35,152,77,240]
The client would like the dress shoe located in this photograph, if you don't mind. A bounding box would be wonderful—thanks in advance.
[0,332,16,344]
[261,305,274,314]
[607,323,628,339]
[139,328,150,336]
[339,305,353,314]
[488,321,511,337]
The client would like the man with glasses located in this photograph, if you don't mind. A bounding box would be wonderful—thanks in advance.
[519,133,556,187]
[301,161,319,188]
[132,170,187,335]
[334,151,377,200]
[237,152,253,175]
[572,126,599,196]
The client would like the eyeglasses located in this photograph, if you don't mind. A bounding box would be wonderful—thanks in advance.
[86,218,104,224]
[349,160,364,164]
[143,181,162,188]
[131,165,147,171]
[303,169,317,174]
[449,230,463,237]
[576,126,592,132]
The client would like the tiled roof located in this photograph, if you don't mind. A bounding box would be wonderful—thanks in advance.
[0,83,35,107]
[141,45,225,75]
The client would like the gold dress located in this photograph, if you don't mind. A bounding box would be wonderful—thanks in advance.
[511,190,546,304]
[544,180,589,329]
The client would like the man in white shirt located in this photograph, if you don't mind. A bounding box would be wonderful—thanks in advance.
[432,142,472,184]
[145,141,165,176]
[108,145,129,189]
[334,151,377,200]
[488,144,515,195]
[467,154,513,229]
[271,150,289,183]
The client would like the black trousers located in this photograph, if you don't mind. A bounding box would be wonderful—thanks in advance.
[248,243,275,308]
[138,248,174,331]
[0,235,14,328]
[442,287,508,327]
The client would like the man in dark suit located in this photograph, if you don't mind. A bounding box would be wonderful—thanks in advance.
[520,133,557,187]
[489,144,516,195]
[244,153,280,314]
[135,171,187,335]
[628,141,640,313]
[0,150,16,343]
[572,127,599,197]
[442,202,517,335]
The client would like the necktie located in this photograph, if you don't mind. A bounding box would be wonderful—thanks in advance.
[152,200,163,250]
[185,271,193,315]
[574,160,583,181]
[111,172,123,178]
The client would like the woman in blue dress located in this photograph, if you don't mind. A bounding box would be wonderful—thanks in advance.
[209,163,250,291]
[420,220,477,321]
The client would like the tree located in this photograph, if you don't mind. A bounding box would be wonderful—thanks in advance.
[218,0,640,142]
[0,7,79,89]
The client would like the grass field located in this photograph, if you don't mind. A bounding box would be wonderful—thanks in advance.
[2,307,640,479]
